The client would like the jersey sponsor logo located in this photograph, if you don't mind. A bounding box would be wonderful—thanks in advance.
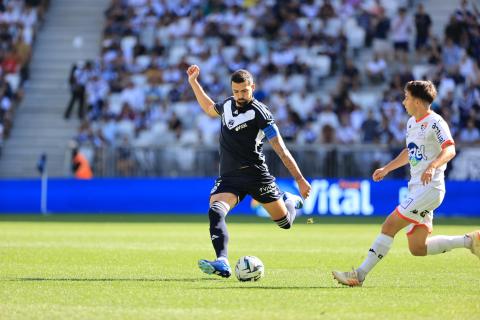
[235,123,248,131]
[408,142,427,166]
[432,122,445,144]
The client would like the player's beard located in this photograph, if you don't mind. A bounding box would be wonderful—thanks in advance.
[236,99,249,107]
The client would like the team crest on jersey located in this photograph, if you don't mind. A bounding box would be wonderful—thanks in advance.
[407,142,427,166]
[417,122,428,138]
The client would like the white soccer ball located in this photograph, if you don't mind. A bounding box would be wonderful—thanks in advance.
[235,256,265,282]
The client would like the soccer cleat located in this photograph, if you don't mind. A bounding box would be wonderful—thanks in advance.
[198,259,232,278]
[332,269,363,287]
[468,230,480,259]
[283,192,303,209]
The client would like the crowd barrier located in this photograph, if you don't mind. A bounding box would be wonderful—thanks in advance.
[0,178,479,217]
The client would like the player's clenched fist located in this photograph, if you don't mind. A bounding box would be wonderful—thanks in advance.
[187,65,200,83]
[372,167,388,182]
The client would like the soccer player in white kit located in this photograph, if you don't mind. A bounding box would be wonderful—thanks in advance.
[332,80,480,286]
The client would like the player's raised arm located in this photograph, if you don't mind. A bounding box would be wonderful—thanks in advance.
[372,148,409,182]
[186,65,218,117]
[268,135,311,199]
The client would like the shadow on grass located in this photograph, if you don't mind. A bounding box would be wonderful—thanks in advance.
[0,214,478,226]
[3,277,219,282]
[197,286,350,290]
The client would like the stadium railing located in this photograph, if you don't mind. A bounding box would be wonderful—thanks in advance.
[69,144,480,180]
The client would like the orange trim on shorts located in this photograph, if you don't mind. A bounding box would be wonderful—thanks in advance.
[395,207,420,224]
[441,139,455,149]
[406,224,432,236]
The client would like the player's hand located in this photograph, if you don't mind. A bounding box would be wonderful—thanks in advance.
[421,165,435,185]
[297,177,311,199]
[186,64,200,83]
[372,167,389,182]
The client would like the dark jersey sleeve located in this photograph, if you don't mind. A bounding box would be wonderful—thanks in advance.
[253,101,275,130]
[213,98,230,116]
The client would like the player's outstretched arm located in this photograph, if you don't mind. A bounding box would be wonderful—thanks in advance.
[186,65,218,117]
[269,135,311,199]
[421,144,456,185]
[372,148,409,182]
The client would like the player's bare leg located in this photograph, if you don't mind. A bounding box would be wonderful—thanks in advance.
[333,210,408,286]
[262,196,302,229]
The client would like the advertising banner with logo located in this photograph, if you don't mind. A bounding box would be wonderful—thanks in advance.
[0,178,478,217]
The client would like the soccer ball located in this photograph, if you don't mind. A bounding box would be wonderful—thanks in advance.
[235,256,265,282]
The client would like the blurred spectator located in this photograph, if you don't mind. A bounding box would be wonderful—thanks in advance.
[362,109,381,143]
[366,52,387,83]
[71,146,93,179]
[64,61,94,119]
[414,3,432,60]
[336,112,359,144]
[371,6,391,56]
[0,0,47,151]
[391,7,413,63]
[458,118,480,143]
[442,37,464,73]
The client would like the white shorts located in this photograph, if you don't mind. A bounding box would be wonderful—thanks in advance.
[395,185,445,236]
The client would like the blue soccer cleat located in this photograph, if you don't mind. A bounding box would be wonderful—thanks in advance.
[283,191,303,209]
[198,259,232,278]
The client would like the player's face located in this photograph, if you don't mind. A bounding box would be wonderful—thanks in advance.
[232,81,255,107]
[402,90,416,116]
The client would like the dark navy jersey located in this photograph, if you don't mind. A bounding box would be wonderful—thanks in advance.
[213,97,275,175]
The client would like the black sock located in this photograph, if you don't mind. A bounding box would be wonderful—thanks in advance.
[209,201,229,259]
[274,215,292,229]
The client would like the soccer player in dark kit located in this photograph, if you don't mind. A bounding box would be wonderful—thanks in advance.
[187,65,312,278]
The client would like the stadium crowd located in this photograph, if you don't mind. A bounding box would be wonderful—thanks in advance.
[68,0,480,174]
[0,0,47,154]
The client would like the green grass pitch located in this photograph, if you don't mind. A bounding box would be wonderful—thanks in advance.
[1,215,479,319]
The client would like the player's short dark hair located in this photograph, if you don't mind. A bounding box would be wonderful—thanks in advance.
[231,69,254,84]
[405,80,437,104]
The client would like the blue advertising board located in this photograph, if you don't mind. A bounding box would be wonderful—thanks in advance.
[0,178,479,217]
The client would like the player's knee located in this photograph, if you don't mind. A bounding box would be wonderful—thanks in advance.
[380,221,397,237]
[209,201,229,226]
[409,245,427,256]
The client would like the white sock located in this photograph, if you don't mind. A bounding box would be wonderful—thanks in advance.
[357,233,394,281]
[426,235,471,255]
[216,256,229,265]
[284,199,297,224]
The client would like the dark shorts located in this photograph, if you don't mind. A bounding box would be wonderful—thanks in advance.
[415,35,428,49]
[394,41,409,52]
[210,167,282,204]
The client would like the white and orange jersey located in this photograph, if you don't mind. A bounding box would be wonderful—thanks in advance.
[406,111,454,190]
